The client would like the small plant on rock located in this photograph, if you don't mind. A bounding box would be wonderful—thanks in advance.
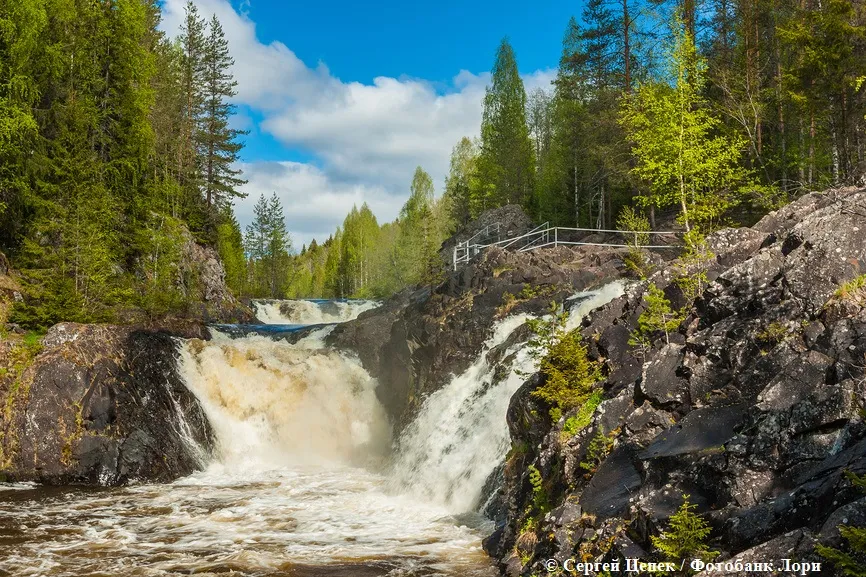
[674,228,714,307]
[618,206,653,278]
[836,274,866,302]
[815,472,866,576]
[579,427,616,476]
[630,284,684,350]
[755,321,791,350]
[651,494,718,575]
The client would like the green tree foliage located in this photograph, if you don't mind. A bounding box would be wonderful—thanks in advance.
[284,166,454,300]
[245,193,292,298]
[443,137,479,226]
[630,284,684,349]
[526,305,604,411]
[652,495,718,574]
[0,0,45,246]
[476,39,535,213]
[620,20,749,231]
[201,14,247,211]
[216,209,247,297]
[0,0,247,328]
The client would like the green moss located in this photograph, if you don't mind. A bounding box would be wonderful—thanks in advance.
[561,390,604,441]
[0,333,44,468]
[836,274,866,301]
[493,265,515,278]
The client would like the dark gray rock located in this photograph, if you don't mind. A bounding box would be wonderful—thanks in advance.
[580,445,642,519]
[638,404,746,460]
[0,324,213,485]
[486,189,866,576]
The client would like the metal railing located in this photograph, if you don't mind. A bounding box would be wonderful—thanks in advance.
[452,225,680,270]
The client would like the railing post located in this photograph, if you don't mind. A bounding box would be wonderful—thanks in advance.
[453,247,458,271]
[554,227,558,247]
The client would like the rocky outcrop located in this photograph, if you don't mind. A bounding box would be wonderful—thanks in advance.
[331,243,638,432]
[0,323,213,485]
[177,234,255,324]
[439,204,534,267]
[484,187,866,576]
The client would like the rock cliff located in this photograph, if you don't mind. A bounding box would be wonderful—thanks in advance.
[482,187,866,575]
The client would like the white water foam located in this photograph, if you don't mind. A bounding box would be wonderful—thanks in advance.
[252,299,379,325]
[176,329,390,469]
[390,281,626,512]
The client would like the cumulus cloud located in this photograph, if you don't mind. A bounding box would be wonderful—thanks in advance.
[160,0,556,245]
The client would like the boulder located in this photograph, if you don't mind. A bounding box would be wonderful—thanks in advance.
[0,323,213,485]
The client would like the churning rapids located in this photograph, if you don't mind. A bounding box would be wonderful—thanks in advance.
[0,288,623,577]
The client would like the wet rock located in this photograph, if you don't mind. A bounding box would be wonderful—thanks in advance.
[0,324,213,485]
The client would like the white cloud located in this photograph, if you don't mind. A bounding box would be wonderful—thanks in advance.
[160,0,556,245]
[236,162,405,249]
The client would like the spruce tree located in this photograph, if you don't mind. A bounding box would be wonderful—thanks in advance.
[477,38,535,213]
[179,1,207,220]
[201,14,247,211]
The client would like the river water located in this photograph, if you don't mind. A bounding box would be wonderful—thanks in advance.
[0,287,624,577]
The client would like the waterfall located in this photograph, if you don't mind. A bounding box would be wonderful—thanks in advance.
[178,282,624,506]
[0,287,627,576]
[176,328,391,469]
[390,281,626,512]
[252,299,379,325]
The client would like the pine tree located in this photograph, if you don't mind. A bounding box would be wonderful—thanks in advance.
[179,1,207,222]
[201,14,247,211]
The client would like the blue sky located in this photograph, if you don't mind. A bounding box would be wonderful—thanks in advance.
[161,0,579,247]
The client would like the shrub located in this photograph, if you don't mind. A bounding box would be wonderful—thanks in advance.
[755,321,791,349]
[618,206,653,279]
[652,494,718,574]
[532,329,603,410]
[816,472,866,576]
[674,228,714,307]
[580,428,616,475]
[630,284,684,349]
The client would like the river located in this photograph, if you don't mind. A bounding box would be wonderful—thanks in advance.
[0,289,623,576]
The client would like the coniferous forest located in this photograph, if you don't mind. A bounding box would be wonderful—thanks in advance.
[1,0,865,318]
